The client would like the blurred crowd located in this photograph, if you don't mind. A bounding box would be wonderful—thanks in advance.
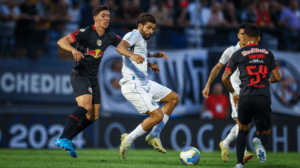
[0,0,300,59]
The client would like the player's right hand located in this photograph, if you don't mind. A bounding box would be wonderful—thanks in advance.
[233,95,239,108]
[132,54,145,64]
[202,86,210,99]
[72,49,84,62]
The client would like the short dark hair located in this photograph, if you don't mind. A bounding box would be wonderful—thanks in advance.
[238,22,251,30]
[244,25,260,37]
[92,5,109,16]
[137,13,156,26]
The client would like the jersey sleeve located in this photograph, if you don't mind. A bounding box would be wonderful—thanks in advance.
[123,32,140,47]
[269,52,278,70]
[70,28,90,42]
[219,47,232,65]
[225,52,238,72]
[111,31,122,47]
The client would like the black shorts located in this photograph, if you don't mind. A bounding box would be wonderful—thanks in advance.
[238,95,272,132]
[70,69,101,104]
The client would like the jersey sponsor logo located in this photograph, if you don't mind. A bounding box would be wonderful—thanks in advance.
[249,59,264,63]
[88,87,93,93]
[249,54,265,59]
[80,28,85,32]
[85,48,103,58]
[97,39,102,46]
[241,48,269,56]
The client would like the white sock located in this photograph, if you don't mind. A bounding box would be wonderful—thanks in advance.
[150,114,169,138]
[126,124,146,144]
[223,124,238,148]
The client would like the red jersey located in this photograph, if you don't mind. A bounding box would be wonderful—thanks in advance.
[204,93,230,119]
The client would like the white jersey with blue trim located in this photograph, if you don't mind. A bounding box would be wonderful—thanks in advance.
[219,42,241,93]
[119,29,148,85]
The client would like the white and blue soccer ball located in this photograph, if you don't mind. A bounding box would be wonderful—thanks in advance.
[180,146,201,165]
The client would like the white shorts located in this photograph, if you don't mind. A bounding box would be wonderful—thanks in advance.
[121,80,172,114]
[230,93,238,120]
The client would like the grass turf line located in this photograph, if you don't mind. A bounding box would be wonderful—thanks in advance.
[0,149,299,168]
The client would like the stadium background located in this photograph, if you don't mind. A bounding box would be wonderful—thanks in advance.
[0,0,300,154]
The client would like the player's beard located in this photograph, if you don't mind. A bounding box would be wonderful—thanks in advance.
[141,26,152,40]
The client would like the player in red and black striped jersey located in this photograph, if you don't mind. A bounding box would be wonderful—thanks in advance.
[222,25,281,168]
[55,5,121,158]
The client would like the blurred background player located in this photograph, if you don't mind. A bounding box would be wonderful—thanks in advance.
[116,13,179,159]
[55,5,121,158]
[222,25,281,168]
[202,22,254,163]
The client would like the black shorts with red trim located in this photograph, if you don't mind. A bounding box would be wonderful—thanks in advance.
[70,69,101,104]
[238,95,272,132]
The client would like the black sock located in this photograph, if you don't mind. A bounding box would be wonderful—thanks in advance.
[236,130,249,165]
[60,107,88,139]
[67,115,94,140]
[258,134,270,146]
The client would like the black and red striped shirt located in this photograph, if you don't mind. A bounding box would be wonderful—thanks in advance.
[226,43,278,98]
[70,25,121,78]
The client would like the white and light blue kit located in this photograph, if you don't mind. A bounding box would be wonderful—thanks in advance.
[119,29,171,114]
[219,42,241,119]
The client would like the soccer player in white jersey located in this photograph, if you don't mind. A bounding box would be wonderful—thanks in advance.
[202,22,254,163]
[115,13,179,159]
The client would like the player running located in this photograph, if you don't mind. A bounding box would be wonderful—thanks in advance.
[116,13,179,159]
[202,22,254,163]
[222,25,281,168]
[55,5,121,158]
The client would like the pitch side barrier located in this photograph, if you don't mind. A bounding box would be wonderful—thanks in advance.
[0,47,299,116]
[0,114,299,153]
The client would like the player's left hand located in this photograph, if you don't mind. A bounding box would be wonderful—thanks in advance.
[149,63,160,73]
[233,95,239,108]
[154,52,168,60]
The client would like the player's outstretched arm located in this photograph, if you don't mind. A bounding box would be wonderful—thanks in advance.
[148,52,168,60]
[222,70,239,107]
[116,40,144,64]
[269,69,281,83]
[147,61,160,73]
[202,63,224,98]
[57,35,84,62]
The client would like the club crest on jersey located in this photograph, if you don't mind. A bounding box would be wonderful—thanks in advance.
[97,39,102,46]
[88,87,93,93]
[85,48,103,58]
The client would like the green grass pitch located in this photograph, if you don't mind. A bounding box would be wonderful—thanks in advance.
[0,149,299,168]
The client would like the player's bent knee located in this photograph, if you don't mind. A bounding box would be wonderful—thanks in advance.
[239,124,249,131]
[82,104,92,111]
[86,112,98,122]
[152,109,164,124]
[257,129,271,135]
[173,92,179,103]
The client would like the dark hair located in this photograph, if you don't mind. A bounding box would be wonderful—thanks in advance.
[137,13,156,26]
[244,25,260,37]
[238,22,251,30]
[92,5,109,16]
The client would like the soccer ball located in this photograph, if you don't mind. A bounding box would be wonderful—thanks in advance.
[180,146,201,165]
